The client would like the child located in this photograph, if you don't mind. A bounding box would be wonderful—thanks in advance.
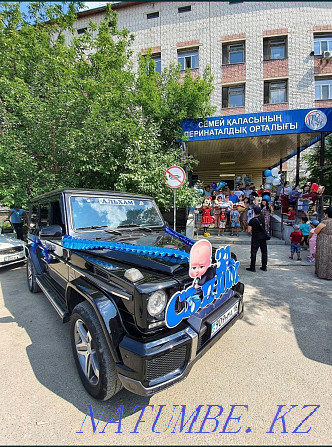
[298,186,310,219]
[230,204,240,237]
[220,194,233,229]
[289,224,304,260]
[247,206,254,235]
[283,205,296,225]
[307,220,319,262]
[218,210,227,236]
[299,216,310,250]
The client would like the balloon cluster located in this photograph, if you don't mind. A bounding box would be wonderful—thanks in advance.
[215,181,227,191]
[263,167,281,201]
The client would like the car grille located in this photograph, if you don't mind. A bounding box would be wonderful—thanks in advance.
[197,331,210,352]
[146,345,187,381]
[0,246,24,255]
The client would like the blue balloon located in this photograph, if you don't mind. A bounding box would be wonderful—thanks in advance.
[216,181,227,191]
[264,169,272,177]
[263,194,270,202]
[197,188,203,194]
[189,206,195,211]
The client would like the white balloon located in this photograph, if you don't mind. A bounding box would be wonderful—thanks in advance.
[271,167,279,177]
[266,176,274,183]
[264,183,272,190]
[272,177,280,186]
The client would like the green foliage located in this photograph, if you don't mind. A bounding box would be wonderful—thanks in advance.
[0,2,214,210]
[303,135,332,195]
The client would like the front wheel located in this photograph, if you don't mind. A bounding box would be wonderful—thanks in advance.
[70,301,122,401]
[27,256,41,293]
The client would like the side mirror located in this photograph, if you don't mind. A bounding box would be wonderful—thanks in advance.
[39,225,63,239]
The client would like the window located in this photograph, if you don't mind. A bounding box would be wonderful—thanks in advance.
[222,42,245,64]
[178,5,191,13]
[222,84,245,108]
[77,27,87,35]
[314,34,332,55]
[147,12,159,19]
[263,36,287,60]
[315,77,332,100]
[178,50,199,70]
[152,54,161,74]
[29,205,38,234]
[39,204,49,228]
[264,80,287,104]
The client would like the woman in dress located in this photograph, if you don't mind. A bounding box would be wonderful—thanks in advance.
[315,206,332,280]
[260,199,273,232]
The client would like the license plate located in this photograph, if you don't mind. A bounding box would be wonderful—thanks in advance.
[4,254,21,262]
[210,301,239,338]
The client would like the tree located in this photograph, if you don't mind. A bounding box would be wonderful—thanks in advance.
[0,2,215,210]
[303,134,332,195]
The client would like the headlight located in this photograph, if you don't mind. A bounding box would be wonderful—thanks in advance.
[147,290,167,317]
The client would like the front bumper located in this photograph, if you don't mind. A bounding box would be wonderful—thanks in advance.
[0,251,26,268]
[116,288,244,396]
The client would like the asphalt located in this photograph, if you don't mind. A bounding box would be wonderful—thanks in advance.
[0,235,331,445]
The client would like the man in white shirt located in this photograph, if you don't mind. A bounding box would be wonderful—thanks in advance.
[243,185,253,199]
[234,185,243,198]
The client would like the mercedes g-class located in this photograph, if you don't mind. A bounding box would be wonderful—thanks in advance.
[26,189,244,400]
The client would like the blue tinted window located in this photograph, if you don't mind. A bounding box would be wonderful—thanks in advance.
[178,50,199,70]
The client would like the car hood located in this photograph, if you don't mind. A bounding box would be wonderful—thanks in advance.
[0,234,25,249]
[69,230,192,276]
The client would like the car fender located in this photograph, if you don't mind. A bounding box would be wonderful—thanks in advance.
[66,277,126,363]
[27,245,43,275]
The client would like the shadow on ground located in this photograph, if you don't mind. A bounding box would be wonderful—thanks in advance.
[0,263,149,423]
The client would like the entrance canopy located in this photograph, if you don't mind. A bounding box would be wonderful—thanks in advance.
[181,108,332,184]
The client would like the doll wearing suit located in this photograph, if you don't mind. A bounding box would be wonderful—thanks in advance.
[189,240,216,301]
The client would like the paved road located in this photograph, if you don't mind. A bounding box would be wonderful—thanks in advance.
[0,244,331,445]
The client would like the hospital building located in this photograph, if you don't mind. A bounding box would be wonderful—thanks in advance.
[74,1,332,187]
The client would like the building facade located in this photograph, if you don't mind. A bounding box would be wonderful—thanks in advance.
[74,2,332,186]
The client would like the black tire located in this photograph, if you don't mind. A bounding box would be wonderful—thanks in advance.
[70,301,122,401]
[27,256,41,293]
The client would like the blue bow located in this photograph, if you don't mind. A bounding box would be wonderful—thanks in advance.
[30,236,51,263]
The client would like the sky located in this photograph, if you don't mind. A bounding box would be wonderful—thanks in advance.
[18,1,112,16]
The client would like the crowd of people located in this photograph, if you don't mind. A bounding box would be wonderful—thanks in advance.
[195,179,331,280]
[196,178,325,237]
[277,178,325,219]
[196,182,274,237]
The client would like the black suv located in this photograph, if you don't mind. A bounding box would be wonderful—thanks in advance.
[26,189,244,400]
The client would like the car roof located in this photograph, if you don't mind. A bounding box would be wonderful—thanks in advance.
[29,188,154,203]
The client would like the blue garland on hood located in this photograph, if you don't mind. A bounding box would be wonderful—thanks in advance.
[62,235,190,262]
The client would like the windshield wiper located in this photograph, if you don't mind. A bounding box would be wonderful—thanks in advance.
[117,224,152,232]
[76,225,108,230]
[104,228,122,235]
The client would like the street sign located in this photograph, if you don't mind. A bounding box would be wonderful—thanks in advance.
[165,165,186,189]
[164,166,186,231]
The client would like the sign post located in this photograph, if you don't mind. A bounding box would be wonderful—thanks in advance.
[164,165,186,231]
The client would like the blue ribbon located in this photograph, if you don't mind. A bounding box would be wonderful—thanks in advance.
[62,235,190,262]
[30,236,51,263]
[165,226,195,247]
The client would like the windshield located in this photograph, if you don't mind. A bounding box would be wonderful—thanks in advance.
[70,196,164,231]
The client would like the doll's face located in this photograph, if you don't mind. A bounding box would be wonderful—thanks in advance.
[189,240,212,278]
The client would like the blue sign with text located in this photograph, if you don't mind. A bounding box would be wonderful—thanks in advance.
[165,242,240,329]
[181,108,332,141]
